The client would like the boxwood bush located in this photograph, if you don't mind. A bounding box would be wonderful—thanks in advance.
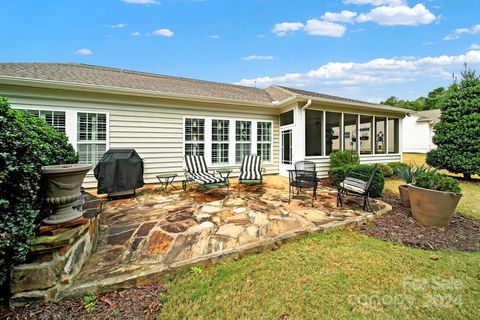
[0,97,78,286]
[414,172,461,193]
[329,164,385,197]
[329,150,360,168]
[387,162,410,176]
[378,164,394,178]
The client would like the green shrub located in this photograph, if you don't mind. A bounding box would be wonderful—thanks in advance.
[378,164,394,177]
[329,150,360,169]
[329,164,385,197]
[414,172,461,193]
[387,162,410,176]
[0,97,78,285]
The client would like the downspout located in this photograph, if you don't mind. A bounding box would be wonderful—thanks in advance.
[302,99,312,111]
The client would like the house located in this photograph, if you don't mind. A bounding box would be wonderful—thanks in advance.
[0,63,408,188]
[402,109,441,154]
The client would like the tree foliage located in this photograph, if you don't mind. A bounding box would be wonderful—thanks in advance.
[381,86,447,111]
[0,97,78,285]
[426,68,480,179]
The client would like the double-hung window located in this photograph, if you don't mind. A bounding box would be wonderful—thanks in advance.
[257,121,272,162]
[212,119,229,164]
[77,112,107,165]
[235,120,252,164]
[184,118,205,156]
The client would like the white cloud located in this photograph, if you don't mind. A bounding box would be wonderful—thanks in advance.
[321,10,358,24]
[235,50,480,88]
[74,48,93,55]
[343,0,406,6]
[304,19,347,37]
[131,31,141,36]
[356,4,438,26]
[272,22,304,36]
[470,43,480,50]
[242,55,274,61]
[122,0,159,4]
[107,23,126,28]
[208,35,220,39]
[152,28,174,37]
[443,24,480,40]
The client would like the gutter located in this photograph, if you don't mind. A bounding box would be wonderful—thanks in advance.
[0,76,277,109]
[301,98,312,111]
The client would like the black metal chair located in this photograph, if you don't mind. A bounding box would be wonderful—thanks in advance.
[336,164,378,212]
[288,161,318,207]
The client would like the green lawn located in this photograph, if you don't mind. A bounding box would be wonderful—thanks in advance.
[385,178,480,219]
[159,231,480,319]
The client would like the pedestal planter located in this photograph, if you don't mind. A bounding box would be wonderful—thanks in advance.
[408,184,462,227]
[398,184,411,208]
[42,164,92,225]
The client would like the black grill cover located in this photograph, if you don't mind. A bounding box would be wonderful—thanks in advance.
[94,149,144,194]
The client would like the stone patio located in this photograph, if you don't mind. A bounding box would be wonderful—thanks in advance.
[61,176,390,299]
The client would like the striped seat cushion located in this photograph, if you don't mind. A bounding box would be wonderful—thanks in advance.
[190,172,225,185]
[239,155,262,180]
[340,177,367,194]
[185,155,209,174]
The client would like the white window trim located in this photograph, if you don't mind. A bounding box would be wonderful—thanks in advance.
[257,121,273,164]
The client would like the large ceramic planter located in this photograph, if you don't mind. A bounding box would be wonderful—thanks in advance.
[398,184,411,208]
[42,164,92,225]
[408,184,462,227]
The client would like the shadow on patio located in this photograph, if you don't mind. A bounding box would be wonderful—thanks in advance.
[63,176,390,298]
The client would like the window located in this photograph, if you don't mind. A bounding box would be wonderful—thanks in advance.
[282,129,292,165]
[212,119,229,164]
[388,118,400,153]
[326,112,342,155]
[280,110,294,126]
[305,110,323,156]
[77,113,107,165]
[343,114,358,153]
[359,116,373,155]
[257,121,272,162]
[184,118,205,156]
[235,121,252,163]
[375,117,386,154]
[26,109,66,132]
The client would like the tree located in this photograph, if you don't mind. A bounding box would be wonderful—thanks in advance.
[426,68,480,179]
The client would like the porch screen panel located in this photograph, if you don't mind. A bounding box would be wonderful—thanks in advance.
[326,112,341,155]
[305,110,323,156]
[280,110,294,126]
[77,112,107,165]
[375,117,386,154]
[343,114,358,153]
[359,116,373,155]
[185,118,205,156]
[388,118,400,153]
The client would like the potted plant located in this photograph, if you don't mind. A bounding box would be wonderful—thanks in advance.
[408,172,462,227]
[394,164,428,208]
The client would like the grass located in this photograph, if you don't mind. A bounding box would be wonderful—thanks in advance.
[159,231,480,319]
[403,153,480,180]
[385,178,480,219]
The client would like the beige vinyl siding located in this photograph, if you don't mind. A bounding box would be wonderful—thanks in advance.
[2,85,279,189]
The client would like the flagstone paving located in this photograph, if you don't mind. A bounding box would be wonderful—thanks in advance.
[62,176,391,299]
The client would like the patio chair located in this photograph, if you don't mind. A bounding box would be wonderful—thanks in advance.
[238,154,263,191]
[182,155,229,192]
[336,164,378,213]
[288,161,318,207]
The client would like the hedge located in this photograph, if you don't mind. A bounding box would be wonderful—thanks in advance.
[329,164,385,197]
[329,150,360,168]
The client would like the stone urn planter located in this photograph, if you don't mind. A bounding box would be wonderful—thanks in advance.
[42,164,92,225]
[398,185,411,208]
[408,184,462,227]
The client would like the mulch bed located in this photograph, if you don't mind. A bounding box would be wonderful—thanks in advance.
[0,283,166,320]
[359,193,480,252]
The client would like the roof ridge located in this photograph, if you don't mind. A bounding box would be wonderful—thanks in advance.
[278,85,379,106]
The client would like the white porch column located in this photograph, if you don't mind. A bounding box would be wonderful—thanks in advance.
[293,105,305,164]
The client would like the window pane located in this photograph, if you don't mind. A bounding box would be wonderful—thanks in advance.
[185,118,205,142]
[305,110,323,156]
[78,113,107,141]
[26,109,66,132]
[280,110,294,126]
[236,143,251,163]
[236,121,251,141]
[212,143,228,164]
[388,118,400,153]
[185,143,205,156]
[257,143,271,162]
[375,117,386,154]
[78,144,106,165]
[343,114,358,153]
[326,112,341,155]
[360,116,373,155]
[257,122,271,142]
[282,130,292,165]
[212,119,229,142]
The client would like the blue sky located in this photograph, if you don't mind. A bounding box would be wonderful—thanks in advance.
[1,0,479,102]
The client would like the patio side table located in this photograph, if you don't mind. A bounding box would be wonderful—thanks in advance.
[156,173,178,191]
[215,168,232,186]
